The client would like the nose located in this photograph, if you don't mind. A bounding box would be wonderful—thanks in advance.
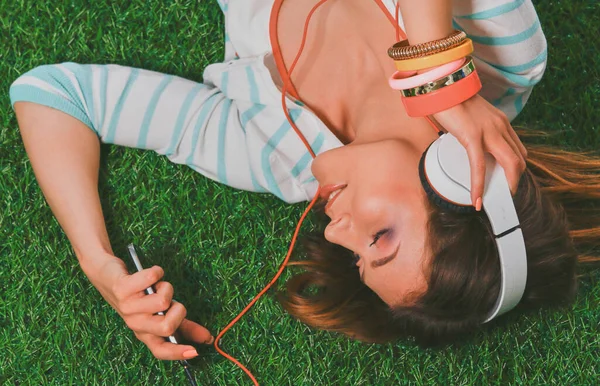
[324,213,354,248]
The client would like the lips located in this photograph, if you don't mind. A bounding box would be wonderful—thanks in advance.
[319,184,347,201]
[322,184,347,212]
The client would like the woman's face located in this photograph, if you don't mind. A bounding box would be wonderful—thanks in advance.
[311,139,432,306]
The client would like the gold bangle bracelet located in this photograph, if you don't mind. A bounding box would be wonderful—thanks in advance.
[387,30,467,60]
[393,39,474,72]
[389,33,466,59]
[400,57,476,97]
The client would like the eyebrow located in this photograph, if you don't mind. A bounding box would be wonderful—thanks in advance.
[359,243,401,282]
[371,242,401,269]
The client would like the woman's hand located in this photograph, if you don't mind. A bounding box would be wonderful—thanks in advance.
[431,94,528,209]
[84,254,213,360]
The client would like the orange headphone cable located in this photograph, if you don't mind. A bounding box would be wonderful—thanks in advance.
[395,1,401,41]
[212,1,439,385]
[212,1,329,385]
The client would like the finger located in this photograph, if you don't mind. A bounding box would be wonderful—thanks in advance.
[463,135,486,209]
[152,281,175,311]
[120,281,174,315]
[506,125,528,160]
[178,318,214,345]
[488,137,523,196]
[115,266,164,301]
[135,332,199,361]
[502,131,526,172]
[127,301,187,337]
[490,109,527,160]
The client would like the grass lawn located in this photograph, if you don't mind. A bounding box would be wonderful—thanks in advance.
[1,0,599,385]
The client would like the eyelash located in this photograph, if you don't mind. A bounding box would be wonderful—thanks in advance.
[369,228,390,247]
[353,228,390,264]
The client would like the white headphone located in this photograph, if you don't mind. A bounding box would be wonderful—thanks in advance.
[419,133,527,323]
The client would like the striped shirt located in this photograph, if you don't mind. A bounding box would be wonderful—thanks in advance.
[9,0,547,204]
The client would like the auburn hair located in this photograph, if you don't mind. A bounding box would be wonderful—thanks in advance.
[278,129,600,348]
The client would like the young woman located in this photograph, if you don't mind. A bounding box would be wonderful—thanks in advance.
[9,0,600,363]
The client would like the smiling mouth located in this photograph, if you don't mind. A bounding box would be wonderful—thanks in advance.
[325,186,345,212]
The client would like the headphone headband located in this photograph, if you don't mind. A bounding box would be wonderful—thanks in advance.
[423,133,527,323]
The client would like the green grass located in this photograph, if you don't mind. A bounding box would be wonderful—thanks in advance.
[1,0,599,385]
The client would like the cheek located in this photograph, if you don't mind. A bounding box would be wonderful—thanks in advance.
[353,195,387,222]
[355,181,413,214]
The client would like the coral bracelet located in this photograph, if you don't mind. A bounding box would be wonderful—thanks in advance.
[401,70,482,117]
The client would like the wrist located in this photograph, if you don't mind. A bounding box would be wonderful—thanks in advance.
[72,238,114,265]
[78,249,121,278]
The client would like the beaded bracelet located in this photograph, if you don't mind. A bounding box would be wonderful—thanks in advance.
[387,30,467,60]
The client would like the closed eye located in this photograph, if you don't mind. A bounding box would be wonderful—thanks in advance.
[369,228,390,247]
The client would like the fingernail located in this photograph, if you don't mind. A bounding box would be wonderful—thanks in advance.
[206,335,215,345]
[183,349,198,359]
[475,197,482,211]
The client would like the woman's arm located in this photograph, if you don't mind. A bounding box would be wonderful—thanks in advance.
[397,0,453,45]
[395,0,529,209]
[14,102,114,267]
[13,101,211,360]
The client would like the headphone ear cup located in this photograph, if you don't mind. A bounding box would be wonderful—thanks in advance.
[419,149,477,214]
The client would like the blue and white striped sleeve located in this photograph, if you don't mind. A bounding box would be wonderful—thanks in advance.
[8,62,263,193]
[452,0,548,120]
[214,0,240,62]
